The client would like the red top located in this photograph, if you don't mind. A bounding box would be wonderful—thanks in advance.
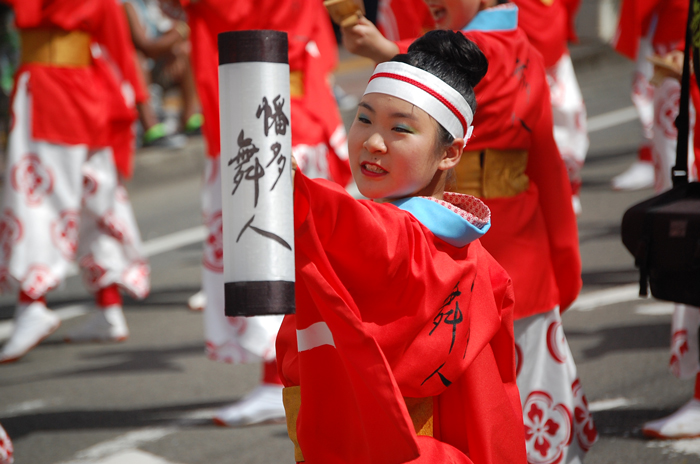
[612,0,688,60]
[510,0,576,68]
[395,14,581,319]
[6,0,145,178]
[377,0,435,42]
[277,172,526,464]
[183,0,351,185]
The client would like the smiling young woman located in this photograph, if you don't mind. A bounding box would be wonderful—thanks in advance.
[276,30,528,464]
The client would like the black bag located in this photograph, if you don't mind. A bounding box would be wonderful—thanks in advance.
[621,0,700,307]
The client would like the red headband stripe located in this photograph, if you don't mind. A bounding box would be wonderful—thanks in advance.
[368,71,468,135]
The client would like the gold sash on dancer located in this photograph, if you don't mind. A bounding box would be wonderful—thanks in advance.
[20,29,92,67]
[455,149,530,199]
[289,71,304,98]
[282,386,433,462]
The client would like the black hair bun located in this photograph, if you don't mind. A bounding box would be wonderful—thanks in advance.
[397,30,488,114]
[407,30,488,88]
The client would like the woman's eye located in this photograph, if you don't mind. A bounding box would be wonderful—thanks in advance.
[357,114,371,124]
[393,125,413,133]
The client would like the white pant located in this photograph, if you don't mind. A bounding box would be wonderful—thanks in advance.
[515,308,597,464]
[547,53,589,193]
[0,72,149,299]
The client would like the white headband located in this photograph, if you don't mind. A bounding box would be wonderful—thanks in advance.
[363,61,474,146]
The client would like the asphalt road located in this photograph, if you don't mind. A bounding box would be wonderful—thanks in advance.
[1,37,698,464]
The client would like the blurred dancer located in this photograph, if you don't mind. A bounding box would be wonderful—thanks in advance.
[511,0,588,214]
[179,0,351,426]
[0,0,150,363]
[611,0,688,190]
[122,0,201,147]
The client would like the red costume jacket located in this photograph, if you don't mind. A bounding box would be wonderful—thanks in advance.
[182,0,351,185]
[277,172,527,463]
[510,0,579,68]
[6,0,145,178]
[612,0,688,60]
[398,5,582,319]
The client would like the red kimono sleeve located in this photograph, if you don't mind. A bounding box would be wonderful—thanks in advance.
[93,0,146,178]
[283,172,526,463]
[3,0,41,23]
[525,98,582,311]
[94,0,147,104]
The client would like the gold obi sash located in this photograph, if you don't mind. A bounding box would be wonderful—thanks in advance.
[289,71,304,98]
[454,149,529,199]
[20,29,92,67]
[282,386,434,462]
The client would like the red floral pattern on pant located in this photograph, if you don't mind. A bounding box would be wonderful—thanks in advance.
[51,210,79,260]
[0,422,13,464]
[546,320,567,364]
[670,329,690,377]
[11,154,54,206]
[121,261,150,299]
[22,264,58,300]
[572,379,598,452]
[97,210,133,244]
[523,391,572,464]
[203,211,223,273]
[80,254,107,291]
[0,210,22,262]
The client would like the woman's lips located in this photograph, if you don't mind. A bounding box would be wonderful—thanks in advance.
[360,162,388,177]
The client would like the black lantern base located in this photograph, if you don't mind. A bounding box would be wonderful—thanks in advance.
[224,281,295,316]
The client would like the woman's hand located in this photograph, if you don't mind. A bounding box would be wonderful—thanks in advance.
[341,16,399,64]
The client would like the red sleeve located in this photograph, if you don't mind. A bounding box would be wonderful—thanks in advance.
[613,0,664,59]
[312,5,339,75]
[562,0,581,42]
[525,96,582,311]
[294,173,428,298]
[4,0,41,24]
[94,0,147,104]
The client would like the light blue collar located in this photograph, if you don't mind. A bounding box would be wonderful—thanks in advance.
[391,197,490,248]
[462,5,519,32]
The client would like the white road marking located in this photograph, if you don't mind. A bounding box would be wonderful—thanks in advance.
[0,304,89,342]
[587,106,639,133]
[635,303,675,316]
[54,406,228,464]
[2,399,49,416]
[648,438,700,457]
[570,284,643,311]
[177,408,217,421]
[86,449,183,464]
[140,226,206,258]
[588,397,635,412]
[57,427,177,464]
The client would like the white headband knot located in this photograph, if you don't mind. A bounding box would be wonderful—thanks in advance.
[364,61,474,146]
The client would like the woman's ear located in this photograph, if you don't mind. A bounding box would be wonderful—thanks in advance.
[438,138,464,171]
